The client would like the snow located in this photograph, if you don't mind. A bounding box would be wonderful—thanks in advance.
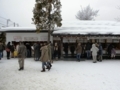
[54,21,120,35]
[1,21,120,35]
[0,58,120,90]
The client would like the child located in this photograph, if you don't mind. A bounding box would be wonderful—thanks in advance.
[111,47,116,59]
[14,49,18,58]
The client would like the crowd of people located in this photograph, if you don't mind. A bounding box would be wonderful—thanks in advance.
[0,41,117,72]
[75,42,116,63]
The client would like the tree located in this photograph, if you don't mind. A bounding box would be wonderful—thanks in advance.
[76,5,99,20]
[0,32,6,44]
[32,0,62,42]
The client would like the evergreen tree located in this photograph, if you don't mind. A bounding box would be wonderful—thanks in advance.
[32,0,62,42]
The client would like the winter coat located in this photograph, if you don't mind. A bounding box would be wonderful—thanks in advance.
[6,43,11,52]
[34,43,40,57]
[76,45,82,53]
[40,46,49,62]
[91,44,99,56]
[0,44,3,52]
[98,44,103,55]
[18,44,26,58]
[86,42,91,50]
[10,45,15,53]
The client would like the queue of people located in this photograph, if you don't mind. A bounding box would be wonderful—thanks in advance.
[0,41,117,72]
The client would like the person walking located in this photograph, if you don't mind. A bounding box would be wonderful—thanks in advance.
[76,43,82,61]
[91,44,99,63]
[18,42,26,71]
[40,43,50,72]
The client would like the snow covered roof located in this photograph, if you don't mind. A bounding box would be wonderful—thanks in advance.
[53,21,120,35]
[0,21,120,35]
[0,27,36,32]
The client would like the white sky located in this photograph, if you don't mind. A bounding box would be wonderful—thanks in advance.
[0,0,120,27]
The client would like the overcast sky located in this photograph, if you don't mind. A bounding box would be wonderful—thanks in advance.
[0,0,120,27]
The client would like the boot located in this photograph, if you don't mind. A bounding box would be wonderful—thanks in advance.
[21,67,24,70]
[41,68,45,72]
[46,65,51,71]
[18,67,22,71]
[46,64,52,69]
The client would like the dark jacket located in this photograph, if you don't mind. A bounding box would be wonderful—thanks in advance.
[86,42,91,50]
[34,43,40,57]
[98,44,103,55]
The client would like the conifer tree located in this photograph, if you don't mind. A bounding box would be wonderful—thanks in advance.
[32,0,62,42]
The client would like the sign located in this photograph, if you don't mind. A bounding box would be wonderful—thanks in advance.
[113,39,119,43]
[24,37,38,41]
[106,39,112,43]
[99,39,105,43]
[53,37,60,40]
[13,36,22,41]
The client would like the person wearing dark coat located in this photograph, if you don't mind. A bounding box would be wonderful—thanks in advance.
[34,43,40,61]
[70,44,75,58]
[97,43,103,62]
[10,44,15,58]
[107,44,113,59]
[6,42,11,59]
[0,42,4,60]
[63,43,68,58]
[26,43,31,58]
[85,41,92,59]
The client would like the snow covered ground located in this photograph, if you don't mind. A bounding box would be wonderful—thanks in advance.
[0,58,120,90]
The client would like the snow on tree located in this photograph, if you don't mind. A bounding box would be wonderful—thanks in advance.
[32,0,62,42]
[76,5,99,20]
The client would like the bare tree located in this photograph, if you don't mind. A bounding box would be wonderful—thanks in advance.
[76,5,99,20]
[115,6,120,21]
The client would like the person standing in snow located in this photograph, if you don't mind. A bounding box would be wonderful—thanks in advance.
[6,42,11,59]
[76,43,82,61]
[34,42,40,61]
[97,43,103,62]
[111,46,116,59]
[0,42,4,60]
[91,44,99,63]
[85,41,92,59]
[18,42,26,71]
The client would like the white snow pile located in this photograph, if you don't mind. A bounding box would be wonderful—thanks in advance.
[0,58,120,90]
